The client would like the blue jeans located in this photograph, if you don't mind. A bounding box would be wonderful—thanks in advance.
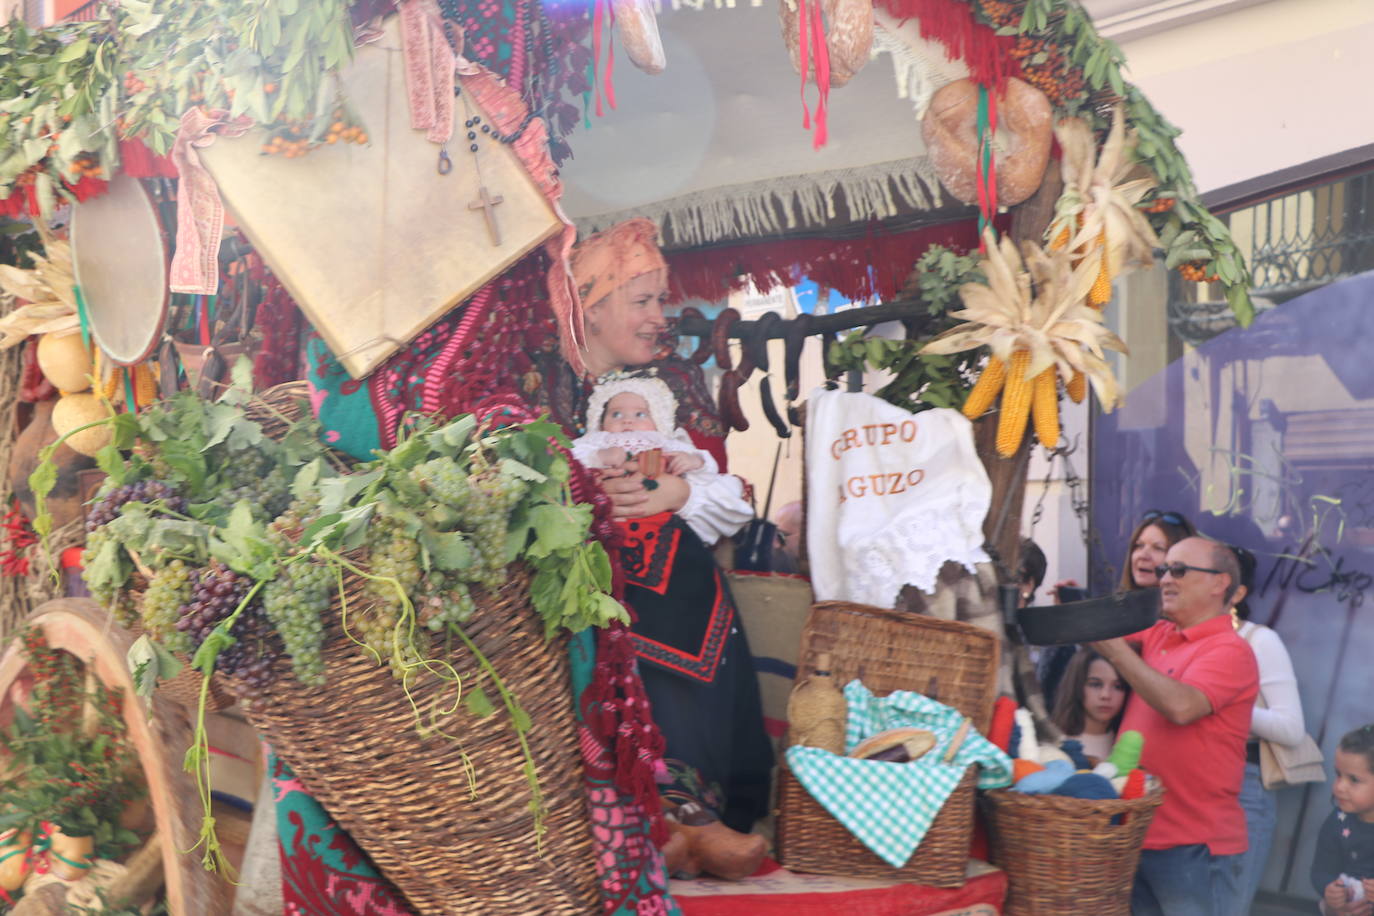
[1235,761,1277,914]
[1133,844,1243,916]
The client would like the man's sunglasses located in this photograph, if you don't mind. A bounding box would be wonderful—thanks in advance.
[1154,563,1222,580]
[1142,509,1188,528]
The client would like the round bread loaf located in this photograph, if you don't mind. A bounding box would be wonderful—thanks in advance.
[921,77,1053,207]
[778,0,874,88]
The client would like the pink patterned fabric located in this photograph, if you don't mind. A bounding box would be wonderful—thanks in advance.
[397,0,456,144]
[168,107,253,295]
[455,54,584,378]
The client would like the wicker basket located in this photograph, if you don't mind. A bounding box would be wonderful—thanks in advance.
[981,783,1166,915]
[229,384,598,915]
[774,601,999,886]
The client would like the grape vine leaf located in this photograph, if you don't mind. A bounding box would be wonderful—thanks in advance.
[209,501,278,580]
[498,458,546,484]
[438,416,476,453]
[127,633,183,698]
[319,468,383,515]
[291,458,324,501]
[421,529,472,571]
[95,443,127,486]
[463,685,495,718]
[525,504,591,559]
[82,535,128,598]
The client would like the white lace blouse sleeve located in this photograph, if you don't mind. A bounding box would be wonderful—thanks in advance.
[569,433,607,469]
[677,469,753,544]
[1246,622,1307,747]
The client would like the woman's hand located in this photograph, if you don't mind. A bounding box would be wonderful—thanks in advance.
[596,460,689,519]
[1050,579,1082,605]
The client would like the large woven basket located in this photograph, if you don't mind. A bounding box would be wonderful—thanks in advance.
[981,782,1166,915]
[774,601,999,886]
[230,383,598,915]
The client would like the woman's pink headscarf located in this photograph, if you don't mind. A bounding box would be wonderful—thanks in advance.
[550,218,667,377]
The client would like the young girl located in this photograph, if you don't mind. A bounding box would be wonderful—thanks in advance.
[1313,725,1374,915]
[1050,647,1131,764]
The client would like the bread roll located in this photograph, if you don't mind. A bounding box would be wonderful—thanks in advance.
[849,727,937,763]
[613,0,666,76]
[922,77,1053,207]
[778,0,874,88]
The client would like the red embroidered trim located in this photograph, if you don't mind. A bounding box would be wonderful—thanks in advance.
[618,512,680,597]
[629,575,735,685]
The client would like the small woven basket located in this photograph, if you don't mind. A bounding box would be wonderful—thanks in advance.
[230,383,598,915]
[981,782,1166,916]
[774,601,999,887]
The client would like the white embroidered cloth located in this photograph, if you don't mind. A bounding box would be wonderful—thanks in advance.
[805,388,990,606]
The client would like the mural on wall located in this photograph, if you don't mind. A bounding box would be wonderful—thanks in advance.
[1091,269,1374,901]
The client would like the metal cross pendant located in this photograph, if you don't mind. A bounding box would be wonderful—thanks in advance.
[468,186,505,246]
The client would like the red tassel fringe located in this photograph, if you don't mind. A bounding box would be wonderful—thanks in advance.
[874,0,1020,91]
[665,219,984,307]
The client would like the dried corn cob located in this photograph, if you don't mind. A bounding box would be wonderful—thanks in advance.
[1089,229,1112,306]
[962,355,1007,420]
[996,349,1033,457]
[100,366,121,402]
[1032,367,1059,449]
[133,362,157,408]
[1065,369,1086,404]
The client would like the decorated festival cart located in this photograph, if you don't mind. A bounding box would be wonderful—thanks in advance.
[0,0,1254,913]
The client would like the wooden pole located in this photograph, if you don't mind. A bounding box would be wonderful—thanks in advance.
[978,157,1065,577]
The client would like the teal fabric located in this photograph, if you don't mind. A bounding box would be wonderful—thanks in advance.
[785,680,1013,868]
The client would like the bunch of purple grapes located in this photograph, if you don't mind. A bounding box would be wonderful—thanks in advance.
[86,479,188,531]
[174,562,281,704]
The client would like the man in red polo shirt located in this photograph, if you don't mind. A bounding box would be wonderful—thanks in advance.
[1092,536,1258,916]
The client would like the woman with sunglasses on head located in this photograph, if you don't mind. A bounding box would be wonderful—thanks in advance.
[1039,509,1197,709]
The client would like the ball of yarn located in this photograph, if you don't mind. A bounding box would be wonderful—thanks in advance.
[1052,772,1118,800]
[1015,759,1073,794]
[1107,730,1145,773]
[1038,745,1071,766]
[1012,758,1046,783]
[1060,739,1093,770]
[1119,768,1147,800]
[1094,761,1119,781]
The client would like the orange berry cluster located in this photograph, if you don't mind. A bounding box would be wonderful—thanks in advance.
[68,154,104,180]
[260,109,368,158]
[979,0,1088,108]
[1178,261,1218,283]
[1143,197,1176,213]
[122,70,148,95]
[979,0,1018,23]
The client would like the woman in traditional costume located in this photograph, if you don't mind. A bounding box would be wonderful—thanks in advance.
[543,218,774,880]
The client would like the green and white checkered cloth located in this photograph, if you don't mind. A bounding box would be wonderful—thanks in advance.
[785,680,1013,868]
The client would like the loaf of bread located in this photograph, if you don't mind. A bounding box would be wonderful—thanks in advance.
[778,0,874,88]
[614,0,666,76]
[921,77,1053,207]
[849,727,938,763]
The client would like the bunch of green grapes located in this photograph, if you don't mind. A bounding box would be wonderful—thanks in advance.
[261,559,332,687]
[410,458,473,517]
[215,448,292,520]
[414,571,477,632]
[141,559,193,654]
[454,470,527,590]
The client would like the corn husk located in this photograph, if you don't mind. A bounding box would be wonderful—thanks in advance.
[0,238,80,349]
[922,227,1127,411]
[1046,107,1161,283]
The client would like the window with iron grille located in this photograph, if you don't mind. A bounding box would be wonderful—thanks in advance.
[1168,165,1374,346]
